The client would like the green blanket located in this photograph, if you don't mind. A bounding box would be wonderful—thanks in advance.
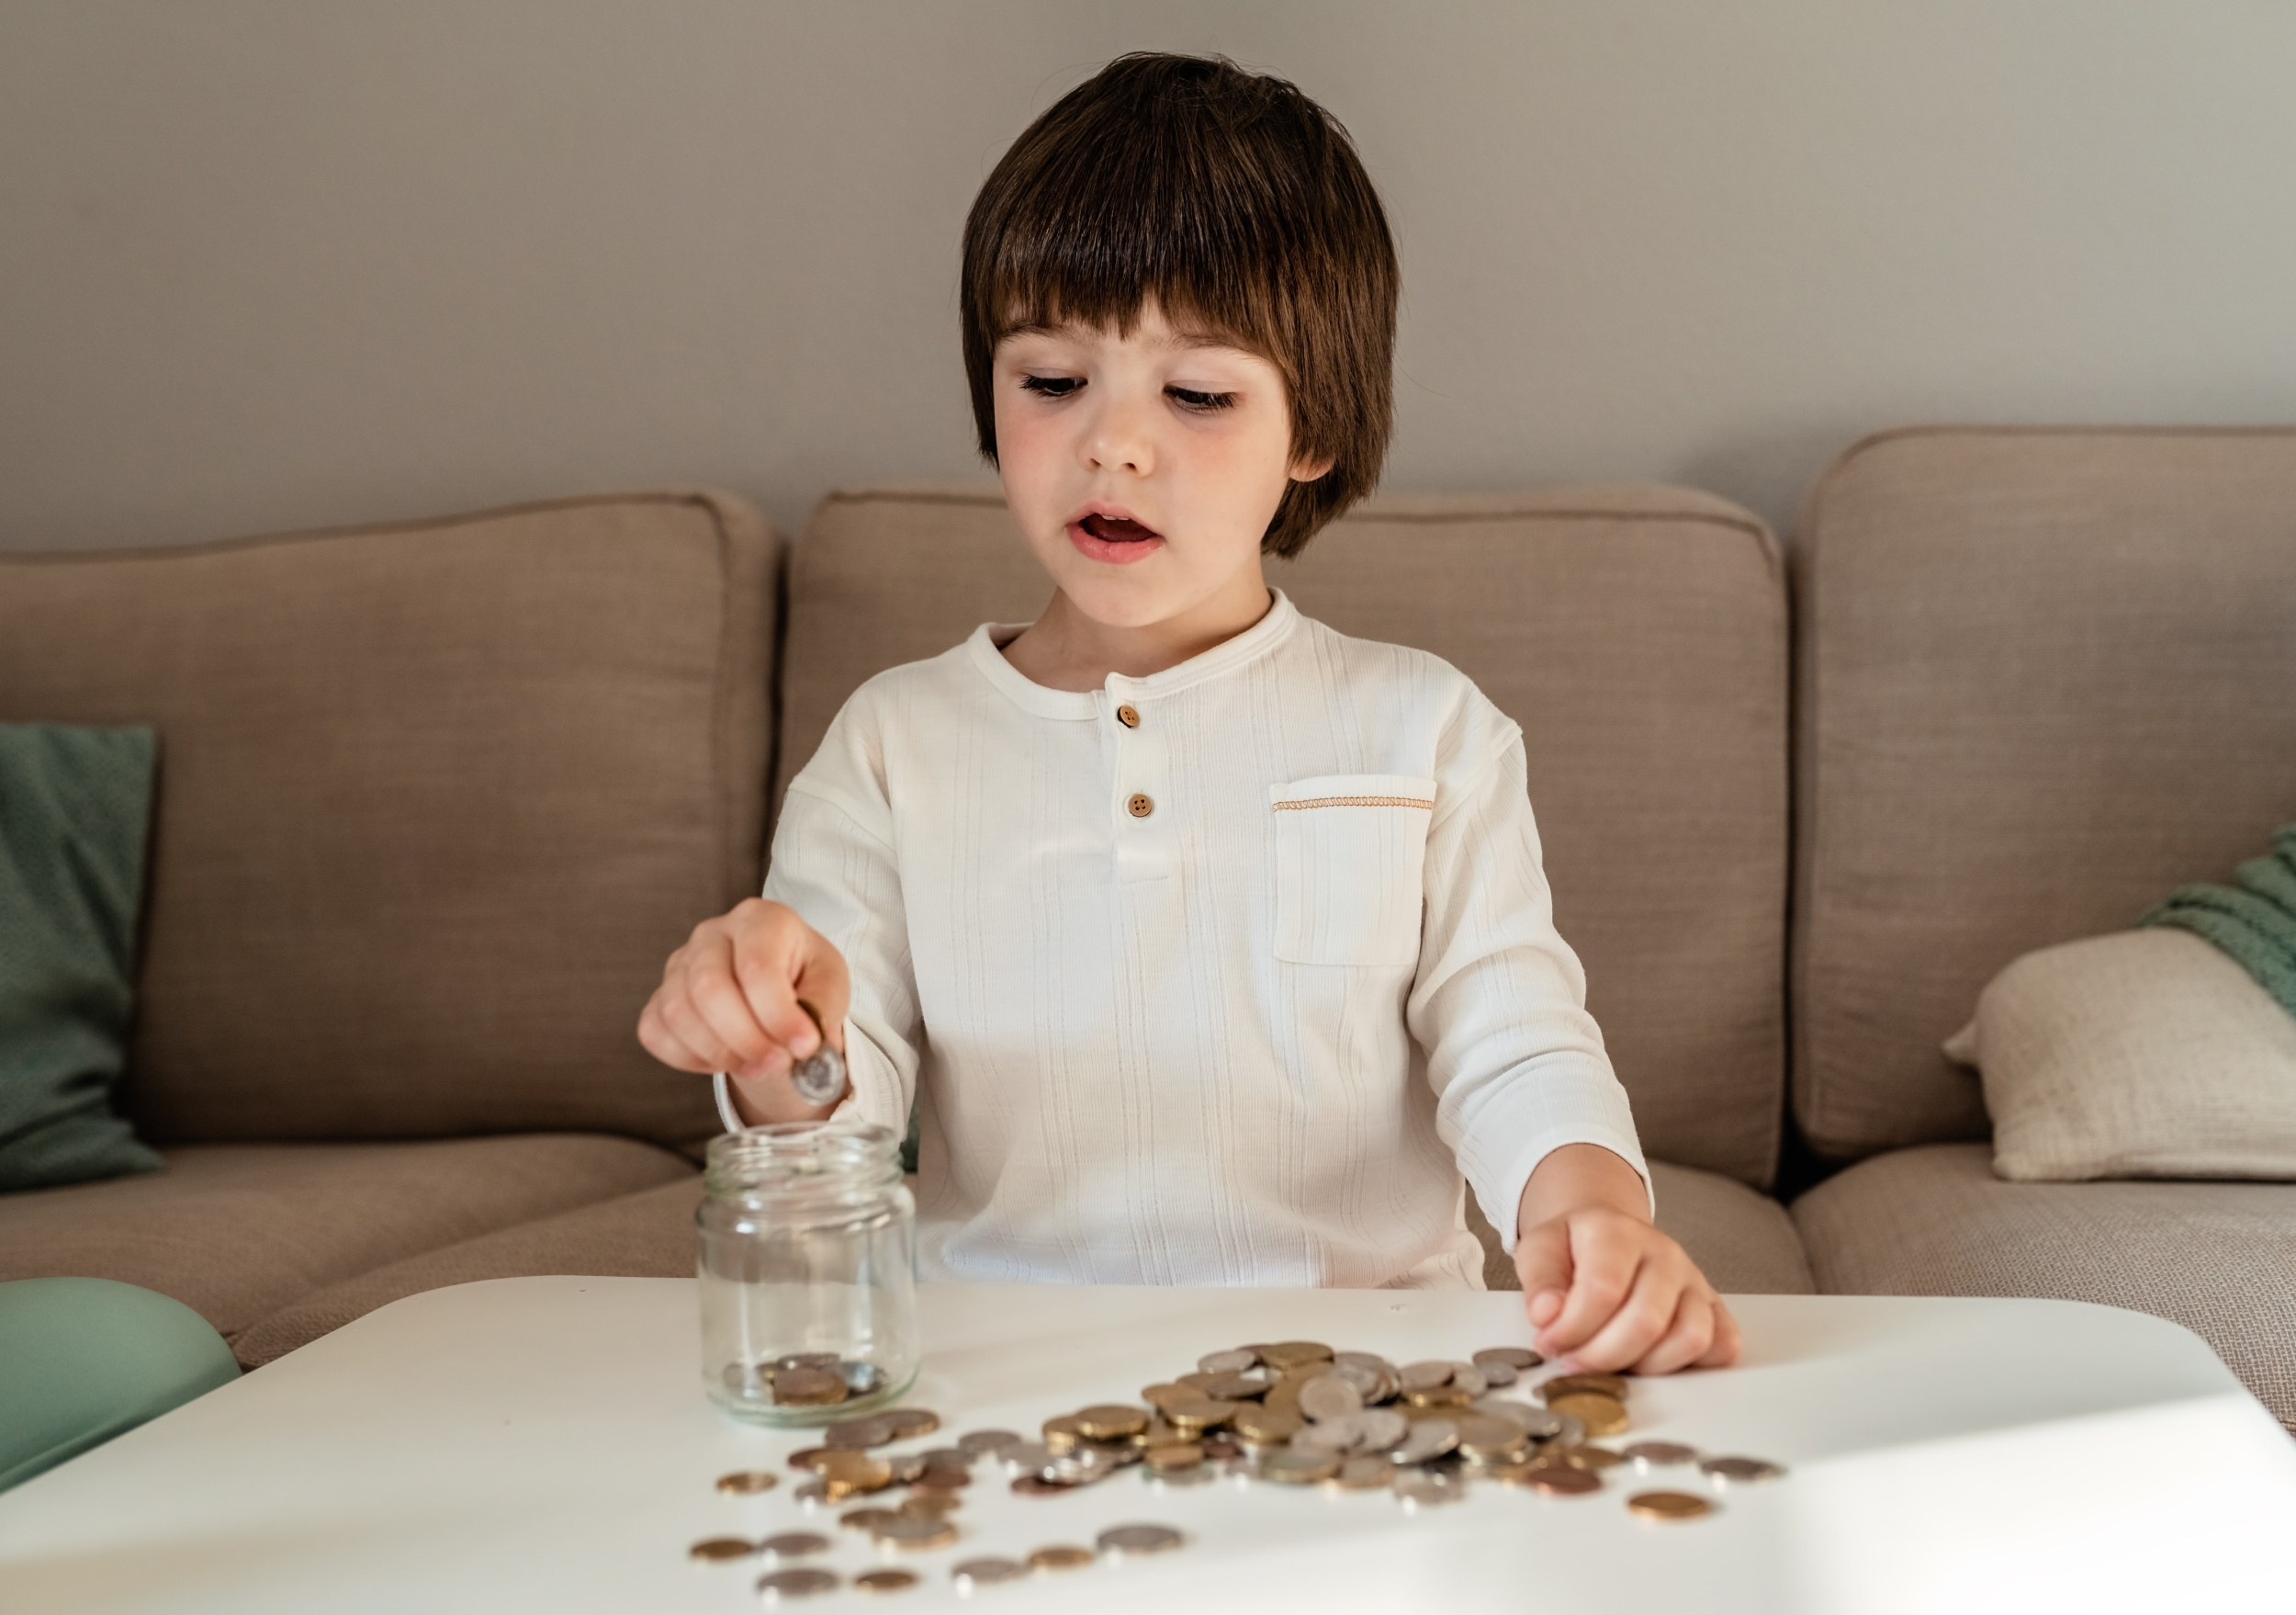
[2138,822,2296,1021]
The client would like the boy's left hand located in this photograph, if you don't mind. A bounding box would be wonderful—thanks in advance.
[1513,1144,1741,1375]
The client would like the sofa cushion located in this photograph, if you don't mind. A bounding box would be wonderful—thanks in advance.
[1947,929,2296,1181]
[0,491,774,1148]
[1791,427,2296,1158]
[782,486,1789,1187]
[231,1173,703,1366]
[0,1135,695,1338]
[1793,1143,2296,1429]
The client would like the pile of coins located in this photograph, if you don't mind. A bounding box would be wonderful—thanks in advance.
[721,1351,891,1407]
[984,1339,1784,1522]
[692,1338,1789,1598]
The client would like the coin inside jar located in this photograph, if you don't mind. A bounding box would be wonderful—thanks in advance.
[757,1566,841,1601]
[1027,1544,1097,1572]
[689,1536,757,1563]
[1097,1523,1185,1556]
[716,1470,779,1495]
[772,1366,850,1406]
[1628,1490,1716,1521]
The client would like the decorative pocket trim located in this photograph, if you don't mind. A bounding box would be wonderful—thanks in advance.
[1273,794,1435,812]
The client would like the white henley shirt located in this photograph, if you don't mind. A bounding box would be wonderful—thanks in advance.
[717,590,1649,1288]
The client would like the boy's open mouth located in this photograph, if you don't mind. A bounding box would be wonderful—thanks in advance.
[1067,511,1165,565]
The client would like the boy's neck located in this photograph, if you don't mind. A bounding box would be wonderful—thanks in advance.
[1001,566,1276,693]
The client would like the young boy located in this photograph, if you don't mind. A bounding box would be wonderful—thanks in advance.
[640,53,1737,1376]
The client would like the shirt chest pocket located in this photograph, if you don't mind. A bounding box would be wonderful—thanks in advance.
[1269,774,1438,967]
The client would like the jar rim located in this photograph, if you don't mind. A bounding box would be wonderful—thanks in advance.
[704,1119,902,1189]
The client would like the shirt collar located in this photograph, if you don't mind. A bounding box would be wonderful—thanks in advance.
[965,589,1301,719]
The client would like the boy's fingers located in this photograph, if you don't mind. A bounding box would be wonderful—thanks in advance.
[730,924,838,1060]
[1564,1259,1683,1372]
[1512,1219,1574,1327]
[685,944,782,1072]
[1536,1217,1642,1358]
[1627,1291,1717,1377]
[637,999,713,1075]
[1694,1298,1743,1368]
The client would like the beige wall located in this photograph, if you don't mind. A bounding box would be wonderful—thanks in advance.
[3,1,2292,551]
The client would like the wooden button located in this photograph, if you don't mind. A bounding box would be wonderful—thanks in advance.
[1126,793,1154,819]
[1116,704,1141,729]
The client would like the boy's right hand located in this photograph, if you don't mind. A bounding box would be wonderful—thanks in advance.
[637,898,850,1125]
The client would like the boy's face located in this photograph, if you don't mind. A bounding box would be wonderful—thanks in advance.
[992,298,1330,632]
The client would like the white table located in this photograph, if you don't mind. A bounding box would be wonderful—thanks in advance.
[3,1278,2291,1614]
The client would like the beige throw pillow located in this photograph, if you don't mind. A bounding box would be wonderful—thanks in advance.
[1943,929,2296,1181]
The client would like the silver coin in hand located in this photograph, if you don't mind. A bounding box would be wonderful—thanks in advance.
[789,1000,848,1106]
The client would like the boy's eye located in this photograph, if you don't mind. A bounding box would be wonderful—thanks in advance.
[1167,386,1238,412]
[1019,375,1081,399]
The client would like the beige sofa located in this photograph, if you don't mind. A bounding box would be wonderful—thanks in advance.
[2,429,2290,1430]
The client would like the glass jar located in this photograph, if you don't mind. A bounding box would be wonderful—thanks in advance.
[697,1121,917,1424]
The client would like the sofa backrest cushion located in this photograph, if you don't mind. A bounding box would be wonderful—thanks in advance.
[779,487,1789,1187]
[0,491,774,1147]
[1791,427,2296,1158]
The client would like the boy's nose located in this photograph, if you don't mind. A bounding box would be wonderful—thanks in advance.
[1083,403,1155,476]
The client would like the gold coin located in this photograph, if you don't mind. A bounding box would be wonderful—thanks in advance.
[1400,1383,1472,1411]
[1176,1372,1228,1394]
[1538,1372,1629,1403]
[1073,1404,1151,1440]
[1261,1378,1306,1416]
[899,1492,963,1518]
[883,1408,941,1440]
[1027,1544,1097,1572]
[1199,1372,1267,1402]
[853,1568,920,1593]
[1546,1392,1628,1438]
[1162,1397,1240,1431]
[1140,1383,1195,1411]
[838,1508,903,1532]
[787,1448,836,1473]
[689,1536,757,1563]
[1525,1464,1603,1496]
[1628,1490,1715,1521]
[1041,1413,1086,1453]
[1481,1461,1540,1486]
[1257,1340,1335,1371]
[1451,1413,1528,1460]
[1230,1406,1304,1446]
[1472,1347,1543,1372]
[716,1470,778,1495]
[816,1451,894,1496]
[1144,1442,1205,1471]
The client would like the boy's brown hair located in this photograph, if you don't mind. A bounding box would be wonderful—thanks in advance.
[962,53,1399,559]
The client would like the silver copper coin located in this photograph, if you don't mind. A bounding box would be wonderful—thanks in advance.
[997,1441,1056,1475]
[951,1557,1030,1590]
[1298,1374,1365,1423]
[1291,1419,1364,1455]
[1351,1408,1409,1451]
[788,1001,848,1106]
[1472,1346,1543,1372]
[690,1536,757,1563]
[757,1566,840,1602]
[778,1352,842,1372]
[1472,1397,1563,1440]
[898,1492,963,1519]
[883,1407,941,1440]
[1701,1455,1787,1484]
[1097,1523,1185,1556]
[759,1531,833,1560]
[1258,1448,1341,1485]
[772,1367,849,1406]
[1198,1349,1260,1374]
[840,1361,888,1396]
[1011,1474,1074,1497]
[716,1471,779,1495]
[1624,1440,1700,1467]
[1447,1364,1490,1398]
[826,1416,897,1449]
[1387,1417,1458,1466]
[1476,1361,1518,1387]
[838,1508,903,1533]
[1392,1471,1467,1507]
[956,1429,1022,1458]
[852,1568,920,1593]
[1331,1454,1395,1491]
[872,1515,958,1551]
[1397,1360,1454,1392]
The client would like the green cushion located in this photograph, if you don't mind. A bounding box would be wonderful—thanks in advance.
[0,722,163,1192]
[0,1277,238,1491]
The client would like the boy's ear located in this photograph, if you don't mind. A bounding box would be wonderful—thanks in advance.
[1289,452,1335,482]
